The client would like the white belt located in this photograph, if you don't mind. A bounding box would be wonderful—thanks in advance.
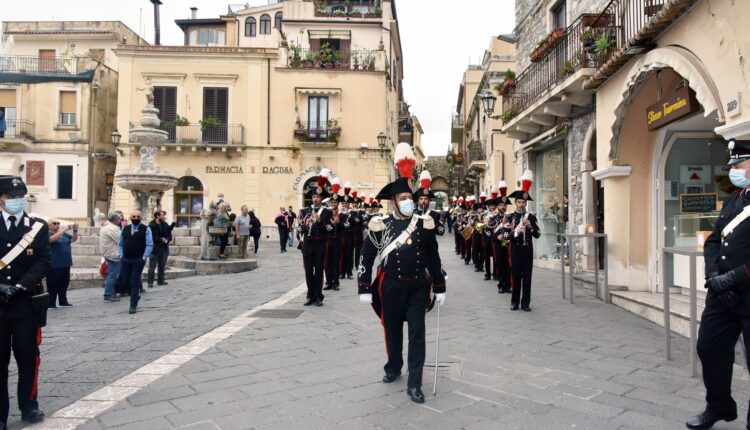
[722,204,750,238]
[0,221,44,270]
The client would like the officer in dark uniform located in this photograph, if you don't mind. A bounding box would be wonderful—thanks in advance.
[0,176,49,427]
[493,181,513,294]
[482,193,498,281]
[299,169,332,307]
[340,188,354,280]
[506,170,541,311]
[350,192,363,280]
[323,179,342,292]
[358,143,446,404]
[414,170,445,236]
[687,140,750,430]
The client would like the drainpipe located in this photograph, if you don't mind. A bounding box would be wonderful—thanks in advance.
[267,58,271,145]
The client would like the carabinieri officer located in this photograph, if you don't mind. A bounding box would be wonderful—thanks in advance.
[0,175,50,427]
[299,169,332,307]
[687,140,750,430]
[358,143,445,404]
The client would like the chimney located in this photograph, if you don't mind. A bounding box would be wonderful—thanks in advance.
[150,0,163,46]
[190,7,198,20]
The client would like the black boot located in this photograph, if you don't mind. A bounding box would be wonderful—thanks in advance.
[21,409,45,423]
[686,409,737,429]
[407,386,425,403]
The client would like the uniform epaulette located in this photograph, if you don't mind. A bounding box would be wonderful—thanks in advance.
[369,216,387,232]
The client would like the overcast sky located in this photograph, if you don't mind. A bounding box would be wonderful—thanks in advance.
[1,0,516,156]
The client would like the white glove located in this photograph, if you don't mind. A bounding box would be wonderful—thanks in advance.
[435,293,446,306]
[359,294,372,304]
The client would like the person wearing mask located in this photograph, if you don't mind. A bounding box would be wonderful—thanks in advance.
[687,140,750,430]
[100,212,122,302]
[274,207,290,253]
[118,210,153,314]
[214,203,230,259]
[147,211,169,288]
[287,206,297,248]
[47,219,77,308]
[236,206,251,259]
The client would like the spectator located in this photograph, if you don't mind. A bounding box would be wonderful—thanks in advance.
[229,213,238,246]
[287,206,297,248]
[100,212,122,302]
[236,205,251,259]
[214,203,230,259]
[249,210,261,256]
[161,210,176,258]
[47,219,78,308]
[116,210,126,229]
[147,210,170,288]
[274,207,290,253]
[118,210,153,314]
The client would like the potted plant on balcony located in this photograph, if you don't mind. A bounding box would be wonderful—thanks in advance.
[365,6,382,18]
[581,27,597,48]
[558,61,574,78]
[496,69,516,96]
[327,118,341,135]
[548,28,565,45]
[314,0,327,16]
[350,9,363,18]
[581,12,613,27]
[454,152,464,165]
[593,34,614,57]
[530,37,549,63]
[199,116,221,132]
[319,43,336,68]
[303,49,316,68]
[288,41,302,68]
[500,108,520,123]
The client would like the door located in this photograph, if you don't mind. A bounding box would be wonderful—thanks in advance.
[153,86,177,142]
[595,180,605,269]
[38,49,56,72]
[202,87,228,144]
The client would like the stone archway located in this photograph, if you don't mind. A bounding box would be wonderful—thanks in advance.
[431,175,450,193]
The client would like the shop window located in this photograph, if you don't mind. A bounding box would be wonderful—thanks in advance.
[533,141,568,260]
[274,12,283,29]
[245,17,256,37]
[57,165,74,199]
[260,14,271,34]
[59,91,76,126]
[302,176,319,209]
[174,176,204,228]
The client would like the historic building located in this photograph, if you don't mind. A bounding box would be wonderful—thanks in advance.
[0,21,146,224]
[111,0,415,227]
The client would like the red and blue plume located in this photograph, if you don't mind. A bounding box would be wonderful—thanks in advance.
[317,168,331,188]
[520,170,533,192]
[419,170,432,189]
[331,177,341,195]
[343,181,352,196]
[498,180,508,197]
[394,142,416,179]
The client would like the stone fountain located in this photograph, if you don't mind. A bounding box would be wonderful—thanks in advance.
[114,87,179,217]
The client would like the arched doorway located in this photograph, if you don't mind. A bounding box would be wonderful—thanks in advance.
[174,176,204,228]
[301,176,319,208]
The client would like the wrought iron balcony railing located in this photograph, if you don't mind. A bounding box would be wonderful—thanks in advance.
[294,121,341,144]
[467,140,487,163]
[288,49,379,71]
[0,119,35,141]
[0,55,78,74]
[129,123,245,146]
[312,0,383,17]
[501,15,617,119]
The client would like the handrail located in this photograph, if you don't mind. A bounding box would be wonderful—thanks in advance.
[0,119,35,140]
[0,55,78,74]
[129,123,245,146]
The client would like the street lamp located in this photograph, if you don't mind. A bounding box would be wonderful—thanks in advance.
[111,130,122,146]
[377,132,387,157]
[479,90,497,118]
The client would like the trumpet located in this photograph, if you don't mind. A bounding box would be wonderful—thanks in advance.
[474,222,487,234]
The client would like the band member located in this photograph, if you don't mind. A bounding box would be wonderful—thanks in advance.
[340,183,354,280]
[414,171,445,236]
[0,176,49,426]
[324,178,342,291]
[472,193,487,272]
[507,170,541,311]
[483,189,498,281]
[494,181,513,294]
[687,140,750,430]
[454,197,465,255]
[351,192,364,280]
[300,169,332,306]
[358,143,446,404]
[464,197,477,265]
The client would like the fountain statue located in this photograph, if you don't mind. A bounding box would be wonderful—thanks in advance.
[114,86,179,217]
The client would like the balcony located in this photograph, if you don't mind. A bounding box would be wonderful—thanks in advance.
[128,123,245,152]
[311,0,383,18]
[584,0,699,89]
[501,15,618,139]
[287,48,380,71]
[0,55,95,83]
[467,140,487,172]
[0,120,35,145]
[294,121,340,147]
[451,109,464,144]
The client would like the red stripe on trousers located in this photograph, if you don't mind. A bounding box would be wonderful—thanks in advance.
[377,271,388,355]
[30,327,41,400]
[508,243,515,294]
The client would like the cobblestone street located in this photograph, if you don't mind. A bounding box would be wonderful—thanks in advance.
[12,235,750,429]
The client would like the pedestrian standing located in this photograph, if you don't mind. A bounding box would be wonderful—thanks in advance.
[249,210,261,256]
[274,207,290,253]
[687,140,750,430]
[46,219,77,308]
[0,175,50,425]
[229,213,238,246]
[161,211,176,259]
[147,211,169,288]
[118,210,153,314]
[100,211,122,302]
[300,169,332,306]
[506,170,541,312]
[236,206,251,259]
[214,203,230,259]
[358,144,445,404]
[287,206,297,248]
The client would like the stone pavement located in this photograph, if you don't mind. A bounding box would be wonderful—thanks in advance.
[12,235,750,429]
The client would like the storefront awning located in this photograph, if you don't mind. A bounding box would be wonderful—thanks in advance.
[296,88,341,95]
[308,30,351,40]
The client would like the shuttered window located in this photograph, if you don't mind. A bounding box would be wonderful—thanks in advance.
[202,87,228,144]
[59,91,76,125]
[153,86,177,121]
[0,90,16,107]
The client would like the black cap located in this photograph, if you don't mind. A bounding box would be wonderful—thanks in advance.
[306,184,330,199]
[509,190,533,201]
[375,177,413,200]
[0,176,27,197]
[495,196,512,205]
[728,139,750,165]
[413,187,435,200]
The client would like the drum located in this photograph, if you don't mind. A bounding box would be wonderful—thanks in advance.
[461,226,474,241]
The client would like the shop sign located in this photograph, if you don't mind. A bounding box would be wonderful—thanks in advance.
[356,182,373,189]
[262,166,294,174]
[646,86,699,131]
[26,161,44,186]
[679,165,710,185]
[680,193,718,213]
[205,166,244,174]
[726,93,741,118]
[27,186,48,194]
[292,166,336,191]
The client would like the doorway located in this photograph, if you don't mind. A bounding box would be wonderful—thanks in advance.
[174,176,204,228]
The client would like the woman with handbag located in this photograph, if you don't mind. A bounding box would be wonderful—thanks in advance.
[47,219,77,308]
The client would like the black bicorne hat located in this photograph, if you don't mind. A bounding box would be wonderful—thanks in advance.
[0,176,27,198]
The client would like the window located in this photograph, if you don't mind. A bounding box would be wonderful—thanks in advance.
[552,1,567,29]
[59,91,76,125]
[274,12,283,29]
[190,28,226,46]
[202,87,228,144]
[57,165,73,199]
[174,176,204,228]
[245,17,256,37]
[260,14,271,34]
[153,86,177,142]
[308,96,329,129]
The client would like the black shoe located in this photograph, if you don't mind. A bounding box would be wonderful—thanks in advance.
[503,287,512,294]
[59,303,73,307]
[510,305,519,311]
[323,285,333,291]
[464,261,470,265]
[522,306,532,312]
[339,274,346,279]
[492,275,498,280]
[484,274,491,280]
[686,409,737,429]
[304,299,315,306]
[103,297,120,302]
[347,274,354,279]
[382,373,400,383]
[474,267,482,272]
[128,307,137,314]
[21,408,44,423]
[147,284,154,289]
[314,300,324,307]
[157,281,168,286]
[140,288,146,294]
[407,386,425,403]
[497,288,503,294]
[333,285,340,291]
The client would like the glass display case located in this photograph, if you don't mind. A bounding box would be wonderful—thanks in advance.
[671,212,718,288]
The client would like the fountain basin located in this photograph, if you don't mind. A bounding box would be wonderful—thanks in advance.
[129,127,169,146]
[115,172,178,192]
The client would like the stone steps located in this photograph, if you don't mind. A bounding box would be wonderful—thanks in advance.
[68,267,197,289]
[610,290,705,338]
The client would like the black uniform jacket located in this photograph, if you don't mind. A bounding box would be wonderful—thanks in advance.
[300,206,331,241]
[0,213,51,318]
[505,211,541,246]
[704,191,750,286]
[357,214,446,295]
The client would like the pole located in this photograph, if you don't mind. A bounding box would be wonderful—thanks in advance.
[432,302,441,396]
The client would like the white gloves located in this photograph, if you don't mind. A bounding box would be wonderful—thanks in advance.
[435,293,446,306]
[359,294,372,304]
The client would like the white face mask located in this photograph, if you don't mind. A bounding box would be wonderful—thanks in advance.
[3,197,27,215]
[397,199,414,217]
[729,168,750,189]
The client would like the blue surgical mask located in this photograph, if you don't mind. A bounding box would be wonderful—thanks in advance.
[3,198,26,215]
[397,200,414,217]
[729,168,750,189]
